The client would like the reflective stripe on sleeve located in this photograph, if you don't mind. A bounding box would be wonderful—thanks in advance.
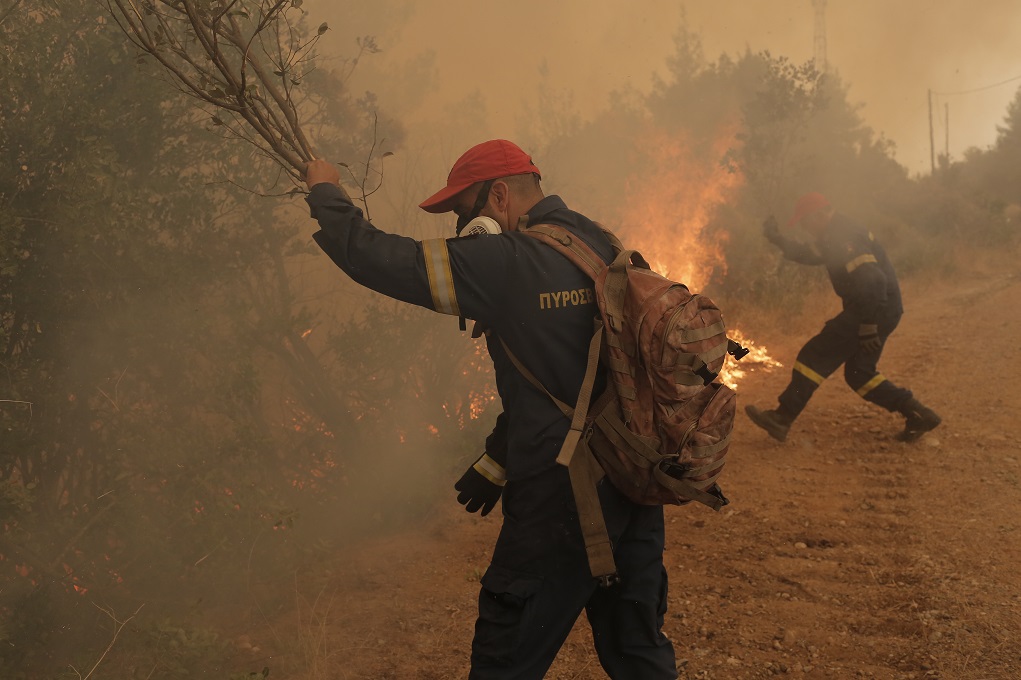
[846,253,878,273]
[794,361,826,385]
[422,238,462,316]
[856,373,887,396]
[474,453,507,486]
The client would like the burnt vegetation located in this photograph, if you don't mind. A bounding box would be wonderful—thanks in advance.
[1,3,1020,677]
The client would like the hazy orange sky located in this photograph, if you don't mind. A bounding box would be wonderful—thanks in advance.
[315,0,1021,176]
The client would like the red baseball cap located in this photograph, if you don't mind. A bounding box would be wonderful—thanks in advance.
[788,192,831,226]
[419,139,541,214]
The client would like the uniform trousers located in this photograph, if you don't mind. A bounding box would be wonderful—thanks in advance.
[778,309,913,420]
[469,465,677,680]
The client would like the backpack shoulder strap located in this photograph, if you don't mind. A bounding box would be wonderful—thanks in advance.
[522,222,629,334]
[506,223,628,586]
[498,337,574,419]
[522,223,608,280]
[499,328,602,467]
[498,336,619,584]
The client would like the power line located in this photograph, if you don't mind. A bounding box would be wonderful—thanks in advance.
[934,74,1021,97]
[928,74,1021,170]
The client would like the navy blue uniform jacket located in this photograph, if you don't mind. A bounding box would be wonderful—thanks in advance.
[307,183,614,481]
[774,213,903,324]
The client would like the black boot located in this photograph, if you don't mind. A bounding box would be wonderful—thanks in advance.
[745,405,794,442]
[896,397,941,442]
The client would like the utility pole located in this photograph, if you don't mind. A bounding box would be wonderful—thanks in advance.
[928,89,936,174]
[812,0,828,73]
[945,102,949,162]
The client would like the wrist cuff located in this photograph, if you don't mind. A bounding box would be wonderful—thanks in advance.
[474,453,507,486]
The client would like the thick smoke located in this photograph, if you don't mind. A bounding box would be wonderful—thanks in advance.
[314,0,1021,179]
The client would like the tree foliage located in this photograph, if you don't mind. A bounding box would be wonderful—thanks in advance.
[529,37,913,310]
[0,0,486,675]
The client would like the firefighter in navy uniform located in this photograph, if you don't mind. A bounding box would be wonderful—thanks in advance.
[303,140,678,679]
[745,192,941,443]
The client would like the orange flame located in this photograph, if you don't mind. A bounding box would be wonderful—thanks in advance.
[717,328,783,390]
[616,125,779,388]
[616,124,743,288]
[443,338,498,431]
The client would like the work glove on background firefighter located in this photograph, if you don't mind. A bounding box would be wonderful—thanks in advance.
[454,414,507,516]
[858,323,883,353]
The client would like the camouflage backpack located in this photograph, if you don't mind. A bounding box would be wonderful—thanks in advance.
[510,223,737,585]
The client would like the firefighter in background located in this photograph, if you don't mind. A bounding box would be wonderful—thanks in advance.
[303,140,678,679]
[745,192,942,443]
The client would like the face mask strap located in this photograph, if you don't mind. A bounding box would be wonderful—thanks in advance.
[456,179,495,235]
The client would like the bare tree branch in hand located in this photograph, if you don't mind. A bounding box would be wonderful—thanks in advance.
[103,0,352,200]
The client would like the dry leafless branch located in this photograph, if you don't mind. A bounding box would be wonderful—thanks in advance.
[102,0,351,199]
[69,603,146,680]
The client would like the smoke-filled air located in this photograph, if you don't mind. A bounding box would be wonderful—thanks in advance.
[2,0,1020,677]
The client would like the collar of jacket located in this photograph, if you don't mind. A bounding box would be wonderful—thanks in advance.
[524,195,569,226]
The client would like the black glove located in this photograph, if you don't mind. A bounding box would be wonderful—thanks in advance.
[763,215,781,245]
[858,323,882,353]
[454,453,505,516]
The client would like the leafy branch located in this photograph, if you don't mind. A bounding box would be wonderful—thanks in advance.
[725,53,825,211]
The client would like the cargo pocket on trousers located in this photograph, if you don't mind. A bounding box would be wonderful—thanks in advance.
[474,565,544,666]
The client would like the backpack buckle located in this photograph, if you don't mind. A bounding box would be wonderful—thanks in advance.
[708,483,730,507]
[597,573,621,588]
[694,359,718,386]
[727,338,750,360]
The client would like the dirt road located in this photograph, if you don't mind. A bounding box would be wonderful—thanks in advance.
[260,264,1021,680]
